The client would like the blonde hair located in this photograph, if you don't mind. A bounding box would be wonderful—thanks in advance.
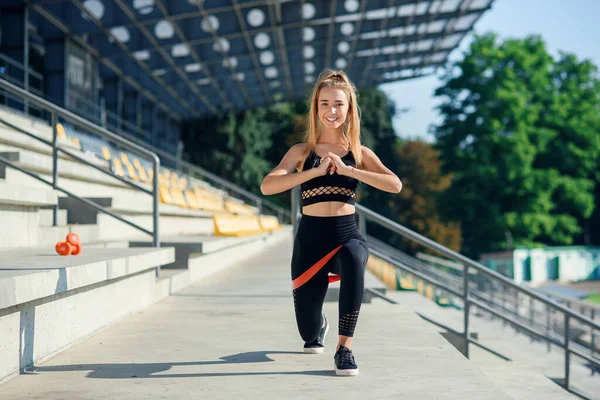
[302,69,362,168]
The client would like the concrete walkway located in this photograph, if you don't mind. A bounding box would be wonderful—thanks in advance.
[1,237,510,400]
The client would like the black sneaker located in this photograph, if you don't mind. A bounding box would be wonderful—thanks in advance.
[334,344,359,376]
[303,314,329,354]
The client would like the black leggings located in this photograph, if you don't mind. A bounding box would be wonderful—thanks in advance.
[291,214,369,341]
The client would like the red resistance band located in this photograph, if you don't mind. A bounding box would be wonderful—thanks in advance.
[292,245,342,290]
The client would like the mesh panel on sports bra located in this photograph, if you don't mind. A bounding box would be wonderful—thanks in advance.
[301,186,357,200]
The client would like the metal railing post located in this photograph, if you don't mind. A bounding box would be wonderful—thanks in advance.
[564,314,570,390]
[591,309,596,376]
[257,198,263,216]
[463,264,470,359]
[546,305,551,353]
[291,186,301,237]
[358,212,367,237]
[51,112,58,226]
[152,155,160,277]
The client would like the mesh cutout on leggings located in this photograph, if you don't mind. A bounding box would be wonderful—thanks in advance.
[301,186,356,200]
[338,310,360,337]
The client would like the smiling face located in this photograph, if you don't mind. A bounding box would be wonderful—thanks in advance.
[317,86,350,130]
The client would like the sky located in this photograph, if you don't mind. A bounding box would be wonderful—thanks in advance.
[379,0,600,142]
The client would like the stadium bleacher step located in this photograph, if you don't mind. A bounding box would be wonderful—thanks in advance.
[0,107,80,152]
[0,126,93,164]
[469,344,576,400]
[37,224,101,247]
[0,244,175,383]
[384,291,581,399]
[39,207,68,226]
[130,230,291,269]
[0,148,119,187]
[0,161,148,199]
[0,182,58,248]
[58,196,212,223]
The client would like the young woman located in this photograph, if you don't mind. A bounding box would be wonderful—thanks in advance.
[260,69,402,376]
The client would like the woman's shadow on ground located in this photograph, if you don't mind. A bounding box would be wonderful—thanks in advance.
[29,350,334,378]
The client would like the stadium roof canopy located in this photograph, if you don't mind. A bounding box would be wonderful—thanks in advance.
[28,0,494,119]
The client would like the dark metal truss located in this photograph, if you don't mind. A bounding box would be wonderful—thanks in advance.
[27,0,495,119]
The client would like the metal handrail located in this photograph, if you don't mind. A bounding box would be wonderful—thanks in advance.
[352,203,599,391]
[0,77,162,275]
[540,290,600,312]
[0,52,43,81]
[356,205,599,327]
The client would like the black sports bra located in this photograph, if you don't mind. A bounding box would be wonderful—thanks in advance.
[300,150,359,206]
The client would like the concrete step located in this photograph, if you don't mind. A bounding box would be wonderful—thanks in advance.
[84,240,130,249]
[0,148,124,189]
[0,106,79,152]
[0,123,98,166]
[130,231,292,269]
[1,166,143,199]
[0,245,175,383]
[58,196,212,222]
[37,224,101,247]
[0,167,212,237]
[39,208,68,227]
[0,181,57,207]
[154,227,293,292]
[384,291,597,398]
[0,182,58,248]
[470,345,576,400]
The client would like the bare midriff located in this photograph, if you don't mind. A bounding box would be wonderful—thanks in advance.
[302,200,355,217]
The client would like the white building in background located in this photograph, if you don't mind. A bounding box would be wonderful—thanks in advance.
[480,246,600,286]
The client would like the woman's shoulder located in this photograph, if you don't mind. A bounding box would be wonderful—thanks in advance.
[288,143,311,158]
[290,143,309,152]
[359,145,376,157]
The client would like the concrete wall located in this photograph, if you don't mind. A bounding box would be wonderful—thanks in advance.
[0,268,159,383]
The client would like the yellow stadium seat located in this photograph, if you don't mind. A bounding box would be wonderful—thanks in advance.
[112,158,126,177]
[425,285,434,300]
[130,159,150,183]
[184,190,201,210]
[169,187,189,208]
[259,215,280,232]
[159,185,174,205]
[194,187,226,212]
[158,172,169,186]
[225,199,257,216]
[136,165,151,184]
[170,172,179,188]
[120,152,131,165]
[179,177,188,190]
[125,163,140,182]
[55,123,67,139]
[399,277,416,290]
[101,147,112,161]
[213,214,263,237]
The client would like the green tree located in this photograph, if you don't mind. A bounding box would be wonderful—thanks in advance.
[395,141,462,253]
[181,108,274,195]
[433,33,600,257]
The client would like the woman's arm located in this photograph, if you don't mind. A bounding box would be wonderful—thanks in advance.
[325,146,402,193]
[261,144,328,195]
